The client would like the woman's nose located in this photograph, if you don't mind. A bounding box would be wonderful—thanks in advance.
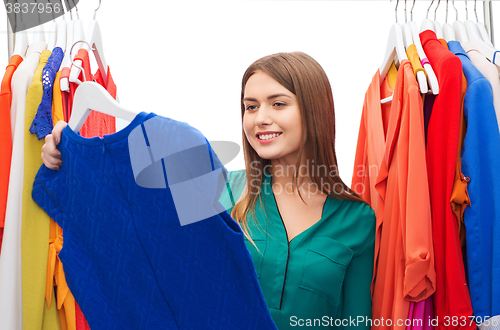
[254,105,272,126]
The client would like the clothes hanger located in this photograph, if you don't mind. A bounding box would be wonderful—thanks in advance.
[380,0,408,104]
[464,0,499,66]
[47,1,57,50]
[442,0,456,42]
[55,0,67,51]
[453,0,469,42]
[420,0,436,32]
[410,1,439,95]
[68,81,139,132]
[31,0,46,43]
[402,0,428,94]
[59,3,75,89]
[71,0,85,56]
[69,0,108,89]
[432,0,444,39]
[11,0,28,57]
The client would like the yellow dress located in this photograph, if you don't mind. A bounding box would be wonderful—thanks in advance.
[21,49,62,330]
[45,70,76,330]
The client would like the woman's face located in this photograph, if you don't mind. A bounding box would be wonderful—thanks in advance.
[242,71,302,164]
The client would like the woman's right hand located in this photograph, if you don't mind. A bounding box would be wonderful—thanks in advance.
[41,121,67,170]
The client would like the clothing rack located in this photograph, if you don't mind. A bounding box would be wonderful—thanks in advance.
[4,0,496,62]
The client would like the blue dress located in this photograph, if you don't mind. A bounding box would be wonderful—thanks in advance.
[32,112,277,330]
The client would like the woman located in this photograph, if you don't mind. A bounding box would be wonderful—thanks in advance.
[42,51,375,329]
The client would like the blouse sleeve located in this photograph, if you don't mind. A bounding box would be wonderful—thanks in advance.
[341,203,375,329]
[341,236,375,328]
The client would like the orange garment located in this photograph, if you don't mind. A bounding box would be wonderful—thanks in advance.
[406,44,426,78]
[352,68,393,295]
[439,38,449,49]
[355,60,436,330]
[450,73,470,250]
[45,70,76,330]
[0,54,23,253]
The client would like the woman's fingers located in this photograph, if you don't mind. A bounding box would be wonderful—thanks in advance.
[41,121,67,170]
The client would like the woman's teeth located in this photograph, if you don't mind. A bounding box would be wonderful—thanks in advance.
[259,133,281,140]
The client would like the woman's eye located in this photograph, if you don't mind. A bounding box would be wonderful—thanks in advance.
[246,105,257,111]
[274,102,286,107]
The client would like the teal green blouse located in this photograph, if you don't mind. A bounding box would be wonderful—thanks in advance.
[220,170,376,329]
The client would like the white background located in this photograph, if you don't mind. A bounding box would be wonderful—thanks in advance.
[1,0,499,184]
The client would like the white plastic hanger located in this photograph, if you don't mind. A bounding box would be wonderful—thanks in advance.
[442,0,456,42]
[31,0,46,43]
[11,1,28,58]
[403,0,428,94]
[71,0,85,56]
[47,19,57,51]
[69,82,139,132]
[453,0,469,43]
[379,1,408,104]
[432,0,444,39]
[477,22,494,47]
[69,0,108,89]
[55,0,67,51]
[410,1,439,95]
[59,4,75,89]
[420,0,436,32]
[464,0,499,66]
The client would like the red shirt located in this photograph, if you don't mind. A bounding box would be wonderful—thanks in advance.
[419,30,475,330]
[0,55,23,254]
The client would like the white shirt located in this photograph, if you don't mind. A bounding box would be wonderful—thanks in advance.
[0,40,47,330]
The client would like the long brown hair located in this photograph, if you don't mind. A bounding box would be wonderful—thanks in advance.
[231,51,366,240]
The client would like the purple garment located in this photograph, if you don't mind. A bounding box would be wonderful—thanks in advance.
[407,296,435,330]
[424,93,435,147]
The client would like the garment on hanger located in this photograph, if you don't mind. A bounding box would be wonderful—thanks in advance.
[406,44,426,78]
[0,54,23,254]
[370,59,435,329]
[32,112,278,330]
[68,48,116,137]
[21,48,62,330]
[351,68,392,299]
[449,65,469,254]
[461,41,500,132]
[29,47,64,139]
[419,30,475,330]
[0,40,47,330]
[45,68,76,330]
[223,169,375,330]
[449,40,500,322]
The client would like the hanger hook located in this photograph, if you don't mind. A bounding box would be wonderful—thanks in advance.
[434,0,441,21]
[404,0,407,23]
[47,0,56,21]
[411,0,415,22]
[426,0,435,19]
[474,0,478,22]
[452,0,457,21]
[69,40,96,78]
[445,0,448,23]
[94,0,101,20]
[465,0,468,21]
[395,0,399,24]
[59,0,65,20]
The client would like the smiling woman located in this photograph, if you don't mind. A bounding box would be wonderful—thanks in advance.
[221,51,376,329]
